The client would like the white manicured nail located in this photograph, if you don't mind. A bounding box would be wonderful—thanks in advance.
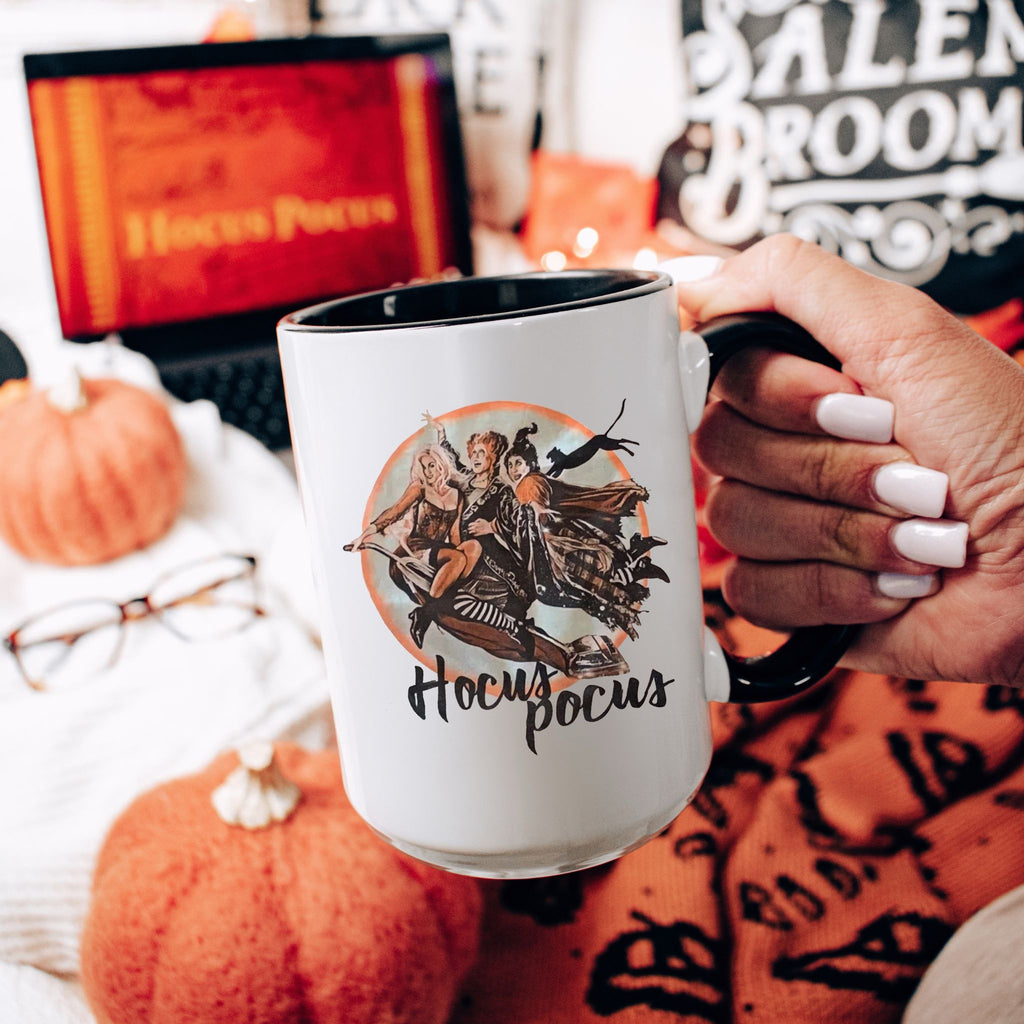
[877,572,940,599]
[815,394,895,444]
[891,519,969,568]
[659,255,724,283]
[873,463,949,518]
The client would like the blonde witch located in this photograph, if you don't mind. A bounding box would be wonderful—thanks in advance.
[410,443,461,494]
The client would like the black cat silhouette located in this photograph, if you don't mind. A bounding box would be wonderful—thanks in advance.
[546,399,637,478]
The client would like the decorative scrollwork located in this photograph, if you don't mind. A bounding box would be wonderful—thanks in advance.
[782,202,952,285]
[957,204,1019,257]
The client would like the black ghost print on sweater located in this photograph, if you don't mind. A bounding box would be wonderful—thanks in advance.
[771,911,956,1001]
[587,912,729,1022]
[498,874,588,926]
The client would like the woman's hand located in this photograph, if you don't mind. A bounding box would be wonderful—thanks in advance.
[344,525,378,552]
[675,235,1024,687]
[422,411,446,442]
[466,518,495,538]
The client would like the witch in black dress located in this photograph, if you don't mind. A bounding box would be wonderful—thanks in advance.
[504,423,668,641]
[411,425,533,647]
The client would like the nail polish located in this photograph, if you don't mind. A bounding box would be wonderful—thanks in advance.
[873,462,949,519]
[815,393,895,444]
[877,572,940,599]
[891,519,968,568]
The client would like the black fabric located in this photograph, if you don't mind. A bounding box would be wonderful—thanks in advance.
[0,329,28,385]
[660,0,1024,314]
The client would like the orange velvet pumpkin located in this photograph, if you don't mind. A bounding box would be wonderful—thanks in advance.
[80,743,483,1024]
[0,375,185,565]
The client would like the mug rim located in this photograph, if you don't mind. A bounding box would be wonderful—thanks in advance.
[278,269,673,332]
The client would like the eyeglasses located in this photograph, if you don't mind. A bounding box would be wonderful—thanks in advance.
[3,553,265,692]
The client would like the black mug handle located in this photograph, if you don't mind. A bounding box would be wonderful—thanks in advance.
[693,312,857,703]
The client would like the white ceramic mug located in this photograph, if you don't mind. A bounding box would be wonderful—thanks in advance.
[277,270,853,878]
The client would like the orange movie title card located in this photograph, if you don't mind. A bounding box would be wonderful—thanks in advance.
[28,54,456,336]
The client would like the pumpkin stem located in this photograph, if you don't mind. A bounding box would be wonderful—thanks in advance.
[211,740,301,829]
[46,363,87,413]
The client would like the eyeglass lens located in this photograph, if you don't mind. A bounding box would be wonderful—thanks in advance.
[13,600,124,691]
[151,555,258,640]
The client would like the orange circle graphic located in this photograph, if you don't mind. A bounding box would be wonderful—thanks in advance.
[353,401,660,690]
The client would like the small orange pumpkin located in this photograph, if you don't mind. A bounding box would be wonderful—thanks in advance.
[80,742,483,1024]
[0,371,185,565]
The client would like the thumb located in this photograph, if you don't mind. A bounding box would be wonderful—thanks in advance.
[671,234,1003,400]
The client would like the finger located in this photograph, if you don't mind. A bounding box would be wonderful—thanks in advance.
[694,402,949,519]
[720,558,930,629]
[663,255,727,331]
[704,480,952,573]
[708,346,889,440]
[655,222,738,260]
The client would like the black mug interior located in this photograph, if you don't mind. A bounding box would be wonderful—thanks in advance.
[281,270,669,331]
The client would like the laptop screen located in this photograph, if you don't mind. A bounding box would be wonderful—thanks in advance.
[23,35,473,345]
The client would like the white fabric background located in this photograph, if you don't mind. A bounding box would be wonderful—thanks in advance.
[0,342,333,1021]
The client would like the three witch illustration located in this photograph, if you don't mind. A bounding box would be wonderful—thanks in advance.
[345,402,668,679]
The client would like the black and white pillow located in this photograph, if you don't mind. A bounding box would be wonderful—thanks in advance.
[658,0,1024,314]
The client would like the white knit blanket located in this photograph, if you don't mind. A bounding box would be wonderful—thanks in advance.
[0,343,333,1019]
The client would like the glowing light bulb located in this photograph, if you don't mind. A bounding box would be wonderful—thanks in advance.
[633,247,659,270]
[573,226,599,258]
[541,250,568,271]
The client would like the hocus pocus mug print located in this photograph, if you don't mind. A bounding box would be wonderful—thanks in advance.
[277,270,853,878]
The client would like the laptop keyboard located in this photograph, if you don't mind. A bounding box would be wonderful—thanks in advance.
[159,350,291,451]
